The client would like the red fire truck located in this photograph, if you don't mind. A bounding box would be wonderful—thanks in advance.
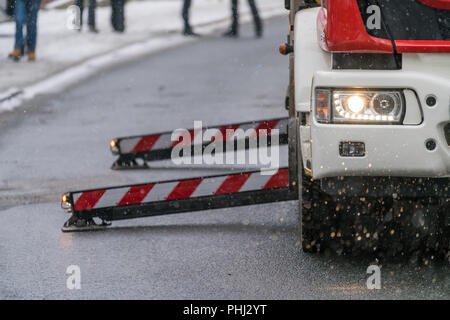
[61,0,449,258]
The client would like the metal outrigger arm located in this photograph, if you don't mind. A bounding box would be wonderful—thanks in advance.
[61,116,299,232]
[61,168,297,232]
[109,118,289,170]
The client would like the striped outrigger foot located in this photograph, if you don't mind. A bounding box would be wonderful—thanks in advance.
[61,168,297,232]
[110,118,288,170]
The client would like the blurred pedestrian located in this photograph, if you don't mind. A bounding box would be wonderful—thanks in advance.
[111,0,125,32]
[8,0,46,61]
[182,0,198,36]
[223,0,262,38]
[75,0,98,33]
[6,0,15,16]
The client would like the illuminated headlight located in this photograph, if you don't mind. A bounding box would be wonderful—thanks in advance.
[315,89,405,124]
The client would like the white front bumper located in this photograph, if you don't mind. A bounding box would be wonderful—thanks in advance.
[307,68,450,180]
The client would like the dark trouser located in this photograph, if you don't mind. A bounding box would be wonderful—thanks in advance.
[6,0,15,16]
[182,0,191,30]
[75,0,96,28]
[111,0,125,32]
[14,0,41,52]
[231,0,262,31]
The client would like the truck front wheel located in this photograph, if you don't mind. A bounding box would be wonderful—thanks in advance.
[299,174,449,259]
[300,173,340,254]
[300,178,397,256]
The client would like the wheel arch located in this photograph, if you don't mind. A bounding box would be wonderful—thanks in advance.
[294,7,331,113]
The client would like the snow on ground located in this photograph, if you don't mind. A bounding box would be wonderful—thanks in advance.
[0,0,285,112]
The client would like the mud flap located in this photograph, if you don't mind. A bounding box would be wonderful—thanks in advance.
[110,118,289,170]
[61,168,298,232]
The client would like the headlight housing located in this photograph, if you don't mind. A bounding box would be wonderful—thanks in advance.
[315,89,405,124]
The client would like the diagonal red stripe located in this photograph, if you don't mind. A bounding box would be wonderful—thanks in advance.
[213,125,240,142]
[263,169,289,189]
[117,184,154,206]
[74,190,106,211]
[170,129,198,148]
[131,134,161,153]
[214,173,252,195]
[166,179,203,200]
[256,120,280,136]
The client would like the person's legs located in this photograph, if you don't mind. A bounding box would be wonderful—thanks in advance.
[223,0,238,36]
[247,0,262,37]
[75,0,84,27]
[182,0,198,35]
[231,0,238,32]
[6,0,15,16]
[13,0,26,52]
[25,0,41,52]
[88,0,97,31]
[118,0,125,32]
[182,0,191,28]
[111,0,125,32]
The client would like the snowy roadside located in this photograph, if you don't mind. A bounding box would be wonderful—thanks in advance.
[0,0,286,112]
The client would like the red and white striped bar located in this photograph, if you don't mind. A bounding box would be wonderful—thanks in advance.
[71,168,290,212]
[116,118,288,155]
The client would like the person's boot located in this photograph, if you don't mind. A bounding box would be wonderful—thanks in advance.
[8,48,22,61]
[255,23,263,38]
[183,25,200,37]
[113,22,125,33]
[89,25,99,33]
[222,26,238,37]
[28,51,36,62]
[253,15,263,38]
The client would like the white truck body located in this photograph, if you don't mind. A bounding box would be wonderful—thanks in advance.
[294,7,450,180]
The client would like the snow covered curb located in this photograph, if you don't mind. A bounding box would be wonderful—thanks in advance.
[0,87,22,103]
[0,1,286,113]
[0,35,191,111]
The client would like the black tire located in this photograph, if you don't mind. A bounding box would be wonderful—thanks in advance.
[377,197,449,261]
[299,173,449,260]
[299,173,338,253]
[298,175,375,255]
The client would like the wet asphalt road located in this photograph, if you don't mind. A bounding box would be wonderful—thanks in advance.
[0,17,448,299]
